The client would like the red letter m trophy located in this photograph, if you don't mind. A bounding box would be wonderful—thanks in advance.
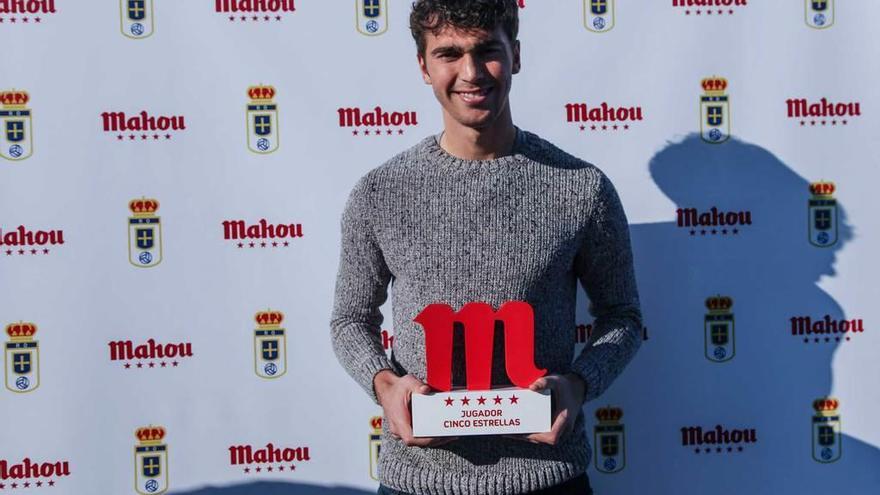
[410,301,552,437]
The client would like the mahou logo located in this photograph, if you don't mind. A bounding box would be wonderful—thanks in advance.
[1,225,64,257]
[790,315,864,344]
[134,426,168,495]
[0,0,56,24]
[565,102,643,133]
[228,443,311,475]
[682,424,757,454]
[594,407,625,473]
[108,338,193,369]
[338,106,418,137]
[246,85,279,154]
[584,0,614,33]
[0,90,33,161]
[808,181,837,247]
[120,0,154,39]
[368,416,382,481]
[4,321,39,393]
[217,0,296,23]
[0,457,70,489]
[806,0,834,29]
[812,398,841,462]
[700,76,730,143]
[677,206,752,236]
[787,97,859,127]
[223,219,303,249]
[672,0,747,16]
[102,110,186,141]
[254,310,286,379]
[356,0,388,36]
[128,198,162,268]
[704,296,735,363]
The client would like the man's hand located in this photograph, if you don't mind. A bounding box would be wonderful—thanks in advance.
[521,373,587,446]
[373,370,457,447]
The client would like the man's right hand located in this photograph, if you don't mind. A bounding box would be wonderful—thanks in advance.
[373,370,457,447]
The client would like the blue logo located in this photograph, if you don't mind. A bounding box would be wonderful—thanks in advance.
[366,20,379,33]
[713,346,726,360]
[15,376,29,390]
[264,363,277,375]
[139,252,153,264]
[821,447,833,461]
[708,128,722,142]
[131,23,145,36]
[145,479,159,493]
[814,13,826,26]
[603,457,616,471]
[257,138,270,151]
[593,17,606,30]
[818,232,829,245]
[9,145,23,158]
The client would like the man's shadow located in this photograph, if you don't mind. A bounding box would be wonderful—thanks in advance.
[170,481,373,495]
[582,134,879,494]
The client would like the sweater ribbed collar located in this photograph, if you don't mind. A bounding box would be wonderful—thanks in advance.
[424,126,528,170]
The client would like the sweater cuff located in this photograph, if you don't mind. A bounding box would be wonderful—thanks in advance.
[358,355,395,404]
[570,350,607,403]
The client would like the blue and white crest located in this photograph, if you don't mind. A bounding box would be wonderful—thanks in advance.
[246,86,280,154]
[254,322,287,379]
[1,106,33,161]
[808,192,838,248]
[806,0,834,29]
[812,410,842,463]
[700,81,731,144]
[584,0,614,33]
[5,339,40,393]
[134,443,168,494]
[128,199,163,268]
[704,297,735,363]
[594,410,625,473]
[357,0,388,36]
[121,0,154,39]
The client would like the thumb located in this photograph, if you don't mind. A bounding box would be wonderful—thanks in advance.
[529,377,549,392]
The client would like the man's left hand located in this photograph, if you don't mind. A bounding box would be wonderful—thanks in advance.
[523,373,587,446]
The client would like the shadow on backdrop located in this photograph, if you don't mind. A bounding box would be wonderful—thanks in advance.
[600,133,879,494]
[171,480,374,495]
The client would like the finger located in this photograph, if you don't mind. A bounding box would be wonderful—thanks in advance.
[529,377,549,392]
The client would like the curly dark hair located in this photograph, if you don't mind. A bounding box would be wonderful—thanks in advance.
[409,0,520,57]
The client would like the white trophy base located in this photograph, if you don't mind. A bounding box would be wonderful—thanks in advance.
[411,387,552,437]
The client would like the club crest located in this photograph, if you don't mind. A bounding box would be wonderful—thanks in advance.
[356,0,388,36]
[700,77,730,144]
[812,398,841,462]
[120,0,154,39]
[254,309,287,379]
[128,198,163,268]
[4,322,40,393]
[134,426,169,494]
[0,90,33,161]
[808,182,838,247]
[247,85,279,154]
[594,407,625,473]
[369,416,382,480]
[584,0,615,33]
[806,0,834,29]
[704,296,735,362]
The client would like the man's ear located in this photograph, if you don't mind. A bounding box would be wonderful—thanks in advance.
[512,39,521,74]
[417,53,432,84]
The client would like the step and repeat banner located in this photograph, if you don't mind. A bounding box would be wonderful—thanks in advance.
[2,1,879,494]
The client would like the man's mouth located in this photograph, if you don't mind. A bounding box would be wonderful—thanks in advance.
[455,87,493,103]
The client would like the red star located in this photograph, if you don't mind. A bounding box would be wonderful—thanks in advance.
[267,466,274,472]
[129,134,136,140]
[36,481,42,487]
[237,243,244,248]
[117,135,124,140]
[685,10,690,15]
[148,362,155,368]
[278,465,285,471]
[172,361,179,367]
[165,134,171,139]
[160,361,167,367]
[264,15,270,21]
[290,464,296,471]
[35,17,41,23]
[831,120,837,125]
[136,362,143,368]
[153,134,159,139]
[398,129,404,135]
[579,125,585,131]
[842,120,848,125]
[601,125,607,130]
[124,363,131,369]
[30,249,37,254]
[229,15,235,21]
[493,395,503,405]
[18,249,25,255]
[696,10,701,15]
[477,396,486,405]
[141,134,148,140]
[612,124,618,130]
[255,467,262,473]
[623,124,629,130]
[260,242,267,248]
[272,242,278,247]
[800,121,805,126]
[352,130,359,135]
[276,16,282,21]
[707,10,712,15]
[386,129,393,135]
[5,250,12,255]
[283,241,289,247]
[444,397,454,406]
[48,480,55,486]
[460,396,470,406]
[244,467,250,473]
[11,482,17,488]
[509,395,519,404]
[718,9,723,14]
[729,9,734,14]
[0,17,5,23]
[249,242,255,248]
[252,15,259,21]
[810,121,816,126]
[821,120,826,126]
[23,482,30,487]
[10,17,16,23]
[240,15,247,21]
[590,125,597,131]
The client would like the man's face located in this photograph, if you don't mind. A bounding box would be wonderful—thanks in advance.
[417,25,520,131]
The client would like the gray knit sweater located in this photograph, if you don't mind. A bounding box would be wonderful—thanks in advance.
[330,128,642,494]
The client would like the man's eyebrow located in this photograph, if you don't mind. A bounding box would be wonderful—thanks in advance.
[430,39,503,56]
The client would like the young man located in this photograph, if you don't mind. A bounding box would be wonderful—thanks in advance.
[330,1,642,493]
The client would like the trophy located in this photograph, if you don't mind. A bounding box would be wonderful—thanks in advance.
[410,301,552,437]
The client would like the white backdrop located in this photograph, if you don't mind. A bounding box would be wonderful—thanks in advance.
[1,1,879,494]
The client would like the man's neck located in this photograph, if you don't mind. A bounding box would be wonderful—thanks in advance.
[439,114,517,161]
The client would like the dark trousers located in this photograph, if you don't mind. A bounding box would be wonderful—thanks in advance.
[378,473,593,495]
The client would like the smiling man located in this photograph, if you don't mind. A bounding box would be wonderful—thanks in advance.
[330,1,643,494]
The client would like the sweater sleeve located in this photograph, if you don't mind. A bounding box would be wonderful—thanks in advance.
[570,172,643,403]
[330,174,395,404]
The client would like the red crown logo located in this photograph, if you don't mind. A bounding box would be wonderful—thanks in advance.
[810,182,836,197]
[595,407,623,423]
[6,322,37,339]
[813,398,839,414]
[135,426,166,443]
[0,90,29,107]
[255,309,284,327]
[705,296,733,312]
[129,198,159,216]
[701,77,728,95]
[248,85,276,101]
[370,416,383,431]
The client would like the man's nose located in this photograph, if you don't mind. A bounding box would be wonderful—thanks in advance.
[460,52,486,82]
